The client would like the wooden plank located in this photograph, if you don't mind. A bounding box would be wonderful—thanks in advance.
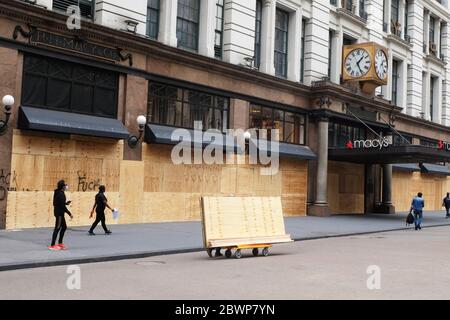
[201,196,291,248]
[10,154,44,191]
[119,161,144,224]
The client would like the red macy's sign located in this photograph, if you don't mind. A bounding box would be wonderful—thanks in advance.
[438,140,450,150]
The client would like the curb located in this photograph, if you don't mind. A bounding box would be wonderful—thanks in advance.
[1,223,450,272]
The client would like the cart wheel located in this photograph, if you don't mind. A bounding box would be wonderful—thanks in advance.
[207,248,213,258]
[252,248,259,256]
[225,249,232,258]
[235,249,242,259]
[262,247,269,257]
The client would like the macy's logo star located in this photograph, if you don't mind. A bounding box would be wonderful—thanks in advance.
[346,141,353,149]
[438,140,444,150]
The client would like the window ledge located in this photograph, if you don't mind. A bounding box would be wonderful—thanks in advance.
[385,34,413,49]
[425,54,447,67]
[336,8,368,27]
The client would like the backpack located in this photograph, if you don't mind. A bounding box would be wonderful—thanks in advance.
[406,210,415,226]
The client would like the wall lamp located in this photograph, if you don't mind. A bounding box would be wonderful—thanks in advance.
[0,95,14,136]
[128,115,147,149]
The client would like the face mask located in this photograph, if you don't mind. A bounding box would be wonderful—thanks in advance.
[64,185,69,191]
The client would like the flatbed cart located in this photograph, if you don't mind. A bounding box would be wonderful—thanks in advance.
[206,244,273,259]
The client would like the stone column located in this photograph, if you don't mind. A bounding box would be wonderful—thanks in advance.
[198,0,216,58]
[399,0,406,37]
[260,0,276,75]
[385,0,392,34]
[423,71,431,120]
[365,164,375,214]
[308,117,330,216]
[436,18,442,58]
[331,29,341,84]
[287,6,302,82]
[378,164,395,214]
[424,10,430,54]
[159,0,178,47]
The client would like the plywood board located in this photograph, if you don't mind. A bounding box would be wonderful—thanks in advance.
[202,196,291,248]
[119,161,144,224]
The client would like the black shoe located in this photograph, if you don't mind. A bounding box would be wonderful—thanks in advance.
[88,231,95,236]
[419,226,422,230]
[105,230,112,235]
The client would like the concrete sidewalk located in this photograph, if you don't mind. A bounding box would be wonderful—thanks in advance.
[1,211,450,271]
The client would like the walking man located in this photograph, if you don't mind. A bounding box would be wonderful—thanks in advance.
[442,192,450,218]
[49,180,73,251]
[88,185,113,235]
[411,192,425,231]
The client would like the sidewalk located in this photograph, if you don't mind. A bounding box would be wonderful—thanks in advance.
[1,211,450,271]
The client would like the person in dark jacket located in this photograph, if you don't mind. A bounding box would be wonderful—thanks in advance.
[88,185,113,235]
[442,193,450,218]
[411,192,425,230]
[49,180,73,251]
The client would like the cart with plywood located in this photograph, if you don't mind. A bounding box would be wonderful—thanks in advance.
[201,196,293,259]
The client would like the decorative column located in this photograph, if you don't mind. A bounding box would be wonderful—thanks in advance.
[436,18,442,58]
[331,29,341,84]
[287,6,302,82]
[198,0,216,58]
[384,0,392,34]
[260,0,276,75]
[424,10,430,54]
[159,0,178,47]
[399,0,406,37]
[309,115,330,217]
[378,164,395,214]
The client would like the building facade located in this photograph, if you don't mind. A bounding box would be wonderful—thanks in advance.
[1,0,450,229]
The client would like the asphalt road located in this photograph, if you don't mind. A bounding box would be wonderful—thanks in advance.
[1,226,450,300]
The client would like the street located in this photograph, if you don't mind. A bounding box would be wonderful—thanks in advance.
[1,226,450,300]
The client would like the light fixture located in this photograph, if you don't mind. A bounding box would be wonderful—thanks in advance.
[243,131,252,141]
[128,115,147,148]
[124,20,139,33]
[0,95,14,135]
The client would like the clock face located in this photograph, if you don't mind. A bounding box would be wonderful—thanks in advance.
[344,48,371,78]
[375,49,388,80]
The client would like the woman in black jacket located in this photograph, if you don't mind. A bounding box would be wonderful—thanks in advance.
[49,180,73,251]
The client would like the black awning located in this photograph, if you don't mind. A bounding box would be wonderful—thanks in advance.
[392,163,421,172]
[249,139,317,160]
[18,106,129,139]
[328,145,450,164]
[145,124,244,153]
[420,163,450,175]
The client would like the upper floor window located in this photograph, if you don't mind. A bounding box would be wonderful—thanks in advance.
[391,0,399,23]
[274,8,289,78]
[215,0,224,59]
[254,0,263,69]
[391,59,399,106]
[148,82,229,132]
[176,0,200,51]
[430,16,436,44]
[53,0,94,19]
[359,0,366,18]
[22,54,118,118]
[249,104,306,145]
[147,0,160,39]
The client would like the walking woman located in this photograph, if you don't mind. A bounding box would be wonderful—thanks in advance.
[89,185,113,235]
[49,180,73,251]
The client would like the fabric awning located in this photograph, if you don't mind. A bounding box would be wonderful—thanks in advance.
[18,106,129,139]
[145,124,244,153]
[249,139,317,160]
[420,163,450,175]
[392,163,421,172]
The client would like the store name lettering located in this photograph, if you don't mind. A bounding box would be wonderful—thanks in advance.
[346,138,390,150]
[31,30,121,61]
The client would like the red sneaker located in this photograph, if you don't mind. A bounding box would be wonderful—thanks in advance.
[48,245,61,251]
[58,244,68,250]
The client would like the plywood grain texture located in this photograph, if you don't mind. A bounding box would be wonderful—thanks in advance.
[201,196,292,248]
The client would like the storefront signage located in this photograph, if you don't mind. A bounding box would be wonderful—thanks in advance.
[438,140,450,151]
[13,25,133,66]
[346,138,390,149]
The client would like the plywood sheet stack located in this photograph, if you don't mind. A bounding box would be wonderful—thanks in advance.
[201,196,292,248]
